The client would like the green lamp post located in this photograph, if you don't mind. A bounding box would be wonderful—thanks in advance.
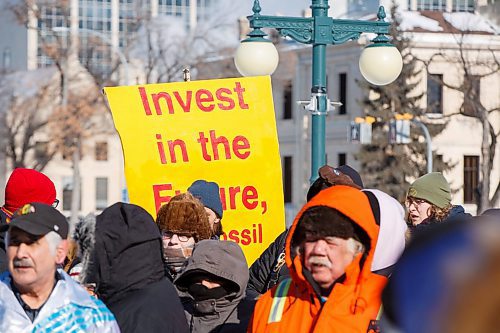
[234,0,403,183]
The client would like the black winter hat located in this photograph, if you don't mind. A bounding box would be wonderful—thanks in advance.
[337,165,364,189]
[291,205,370,251]
[306,164,364,201]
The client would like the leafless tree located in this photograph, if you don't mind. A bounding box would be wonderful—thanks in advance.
[419,32,500,212]
[6,0,115,223]
[1,78,60,171]
[129,0,240,84]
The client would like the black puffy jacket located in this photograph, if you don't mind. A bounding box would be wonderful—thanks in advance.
[246,230,290,299]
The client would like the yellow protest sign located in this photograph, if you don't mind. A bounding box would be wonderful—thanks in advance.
[104,76,285,265]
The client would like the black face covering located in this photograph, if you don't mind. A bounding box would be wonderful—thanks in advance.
[187,283,229,301]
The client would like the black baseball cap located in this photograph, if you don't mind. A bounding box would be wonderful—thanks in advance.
[0,202,69,239]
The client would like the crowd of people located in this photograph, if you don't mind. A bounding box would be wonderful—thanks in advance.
[0,167,497,332]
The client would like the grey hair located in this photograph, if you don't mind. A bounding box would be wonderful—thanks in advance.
[45,231,63,256]
[4,230,62,256]
[346,238,365,255]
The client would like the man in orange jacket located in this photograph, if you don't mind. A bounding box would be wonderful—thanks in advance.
[248,186,386,333]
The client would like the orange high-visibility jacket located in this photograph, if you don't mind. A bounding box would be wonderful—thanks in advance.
[248,186,387,333]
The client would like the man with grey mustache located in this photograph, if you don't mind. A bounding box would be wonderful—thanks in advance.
[0,202,120,332]
[248,186,385,333]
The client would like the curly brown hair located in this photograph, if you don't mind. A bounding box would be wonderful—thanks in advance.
[428,203,453,222]
[406,196,452,223]
[156,192,212,241]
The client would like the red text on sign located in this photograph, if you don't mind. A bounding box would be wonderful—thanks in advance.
[156,134,189,164]
[153,183,265,214]
[220,224,263,245]
[139,82,249,116]
[197,130,250,161]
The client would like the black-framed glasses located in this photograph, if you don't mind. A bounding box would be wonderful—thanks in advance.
[52,199,60,208]
[161,231,192,242]
[405,197,427,207]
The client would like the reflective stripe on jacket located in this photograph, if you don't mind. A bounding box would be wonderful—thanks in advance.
[248,186,387,333]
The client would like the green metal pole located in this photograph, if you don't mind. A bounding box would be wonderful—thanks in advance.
[243,0,394,183]
[310,0,329,183]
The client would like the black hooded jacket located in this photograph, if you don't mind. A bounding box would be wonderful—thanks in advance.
[76,202,189,333]
[247,230,290,299]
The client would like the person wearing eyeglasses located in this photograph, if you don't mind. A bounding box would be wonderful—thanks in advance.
[406,172,470,235]
[156,192,212,281]
[0,168,57,273]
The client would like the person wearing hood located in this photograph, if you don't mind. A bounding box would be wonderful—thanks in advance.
[0,168,57,272]
[247,164,364,299]
[248,185,385,333]
[75,202,189,333]
[188,180,224,239]
[363,189,408,277]
[405,172,471,236]
[174,240,254,333]
[156,192,212,281]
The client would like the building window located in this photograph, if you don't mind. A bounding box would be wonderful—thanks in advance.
[452,0,475,12]
[463,155,479,204]
[96,177,108,210]
[416,0,446,11]
[283,156,292,203]
[338,153,346,166]
[427,74,443,114]
[34,141,48,160]
[283,80,293,120]
[463,75,480,116]
[62,144,82,161]
[95,141,108,161]
[62,176,81,211]
[338,73,347,115]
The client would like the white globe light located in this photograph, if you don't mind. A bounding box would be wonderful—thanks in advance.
[234,40,279,77]
[359,45,403,86]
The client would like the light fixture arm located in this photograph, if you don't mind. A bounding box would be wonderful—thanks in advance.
[246,1,391,45]
[237,1,402,183]
[297,94,342,115]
